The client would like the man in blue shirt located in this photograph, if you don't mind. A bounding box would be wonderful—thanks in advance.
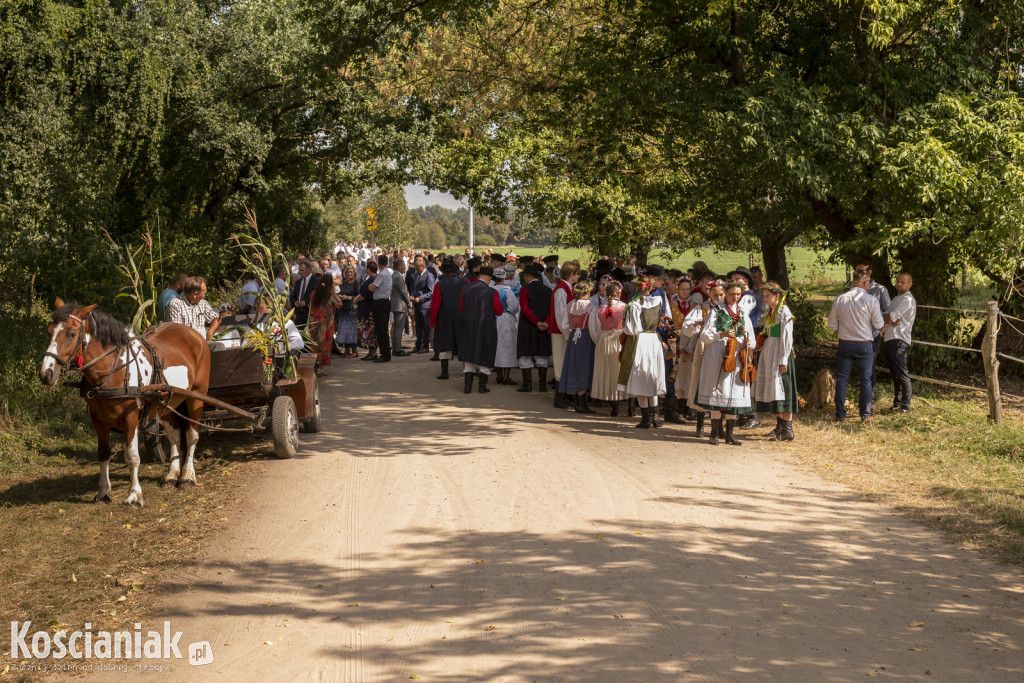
[158,274,188,322]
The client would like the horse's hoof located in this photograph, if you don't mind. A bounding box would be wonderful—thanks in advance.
[122,499,143,509]
[93,494,111,505]
[162,480,177,489]
[176,480,196,490]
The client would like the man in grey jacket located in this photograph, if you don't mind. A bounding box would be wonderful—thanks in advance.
[391,258,413,356]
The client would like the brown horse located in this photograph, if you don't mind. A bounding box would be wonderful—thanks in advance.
[39,299,211,507]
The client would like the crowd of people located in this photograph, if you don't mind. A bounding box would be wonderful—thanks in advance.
[156,242,917,439]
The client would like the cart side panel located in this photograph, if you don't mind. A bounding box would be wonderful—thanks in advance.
[209,348,265,389]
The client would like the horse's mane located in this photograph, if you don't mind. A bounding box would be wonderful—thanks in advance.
[52,303,131,348]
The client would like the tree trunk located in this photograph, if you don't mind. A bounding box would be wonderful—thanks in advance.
[759,232,790,290]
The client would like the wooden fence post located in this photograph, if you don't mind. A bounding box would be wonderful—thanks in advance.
[982,301,1002,425]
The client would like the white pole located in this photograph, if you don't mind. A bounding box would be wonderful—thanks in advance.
[469,204,475,257]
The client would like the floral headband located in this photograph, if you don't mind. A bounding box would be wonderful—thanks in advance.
[676,275,693,288]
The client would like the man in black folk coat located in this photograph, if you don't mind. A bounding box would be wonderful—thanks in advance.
[459,266,504,394]
[429,260,468,380]
[515,263,553,392]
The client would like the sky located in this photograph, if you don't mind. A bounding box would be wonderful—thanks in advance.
[404,183,463,211]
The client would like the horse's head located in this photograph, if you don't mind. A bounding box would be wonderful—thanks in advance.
[40,298,97,386]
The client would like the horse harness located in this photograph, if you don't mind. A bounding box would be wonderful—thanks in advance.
[52,314,166,402]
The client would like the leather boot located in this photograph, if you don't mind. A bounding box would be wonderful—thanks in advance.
[537,367,548,392]
[695,411,707,438]
[609,400,620,416]
[628,397,638,417]
[738,412,761,430]
[680,399,694,420]
[708,417,720,445]
[779,419,795,442]
[724,418,742,446]
[665,396,684,424]
[575,393,596,414]
[517,369,533,392]
[553,391,570,409]
[635,407,651,428]
[766,416,783,440]
[478,372,490,393]
[437,359,450,380]
[650,402,662,428]
[463,372,474,394]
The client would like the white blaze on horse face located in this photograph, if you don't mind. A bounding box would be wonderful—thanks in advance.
[163,365,190,390]
[40,323,64,378]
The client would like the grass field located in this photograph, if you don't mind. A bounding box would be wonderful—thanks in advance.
[456,245,848,284]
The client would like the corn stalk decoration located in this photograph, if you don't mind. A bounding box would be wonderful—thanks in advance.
[103,224,160,333]
[230,208,305,380]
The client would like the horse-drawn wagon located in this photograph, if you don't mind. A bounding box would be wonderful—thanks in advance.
[143,312,322,461]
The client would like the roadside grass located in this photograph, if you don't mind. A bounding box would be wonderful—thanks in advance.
[758,375,1024,565]
[0,414,268,673]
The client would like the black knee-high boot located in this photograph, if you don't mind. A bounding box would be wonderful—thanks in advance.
[463,372,474,393]
[636,406,651,428]
[695,411,707,438]
[537,367,548,392]
[437,359,450,380]
[650,401,662,428]
[628,397,638,417]
[517,369,533,392]
[478,372,490,393]
[609,400,620,416]
[575,393,596,414]
[708,417,721,445]
[724,418,741,446]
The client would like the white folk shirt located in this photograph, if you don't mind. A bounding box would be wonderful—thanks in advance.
[828,287,884,342]
[884,291,917,344]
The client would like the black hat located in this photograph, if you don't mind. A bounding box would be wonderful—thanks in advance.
[542,255,559,264]
[440,260,459,274]
[610,267,627,282]
[467,256,482,269]
[595,258,612,274]
[522,263,543,277]
[478,265,495,277]
[726,266,753,285]
[519,255,536,264]
[490,253,507,263]
[645,264,666,278]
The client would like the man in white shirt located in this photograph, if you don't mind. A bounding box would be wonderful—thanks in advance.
[368,254,393,362]
[855,261,892,400]
[828,272,885,422]
[883,272,916,414]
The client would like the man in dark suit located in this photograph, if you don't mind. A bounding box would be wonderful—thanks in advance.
[409,255,436,353]
[289,258,320,329]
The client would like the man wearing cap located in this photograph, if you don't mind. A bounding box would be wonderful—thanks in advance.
[516,263,552,392]
[429,260,468,380]
[466,256,483,283]
[548,260,581,409]
[491,265,521,385]
[460,266,504,393]
[541,255,559,290]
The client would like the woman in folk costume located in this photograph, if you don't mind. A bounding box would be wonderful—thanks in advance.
[753,281,798,441]
[308,276,342,374]
[696,281,756,446]
[669,275,696,420]
[490,264,521,385]
[557,280,598,413]
[589,277,627,415]
[616,275,667,429]
[681,279,725,437]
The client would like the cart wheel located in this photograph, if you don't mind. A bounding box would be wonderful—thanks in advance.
[271,395,299,459]
[302,376,321,434]
[143,430,170,464]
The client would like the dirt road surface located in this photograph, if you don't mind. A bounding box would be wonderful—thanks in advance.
[138,354,1022,681]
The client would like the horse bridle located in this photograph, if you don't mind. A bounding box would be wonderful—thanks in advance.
[43,314,118,379]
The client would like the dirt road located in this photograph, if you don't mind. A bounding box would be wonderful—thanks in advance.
[141,353,1023,681]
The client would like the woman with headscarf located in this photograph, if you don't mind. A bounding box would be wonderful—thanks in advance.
[558,280,598,413]
[491,264,521,385]
[695,281,756,445]
[616,275,667,428]
[589,277,627,415]
[754,281,798,441]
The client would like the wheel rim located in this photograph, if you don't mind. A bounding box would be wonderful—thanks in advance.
[313,382,321,423]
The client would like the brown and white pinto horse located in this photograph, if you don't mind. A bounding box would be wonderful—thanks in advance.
[39,299,211,507]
